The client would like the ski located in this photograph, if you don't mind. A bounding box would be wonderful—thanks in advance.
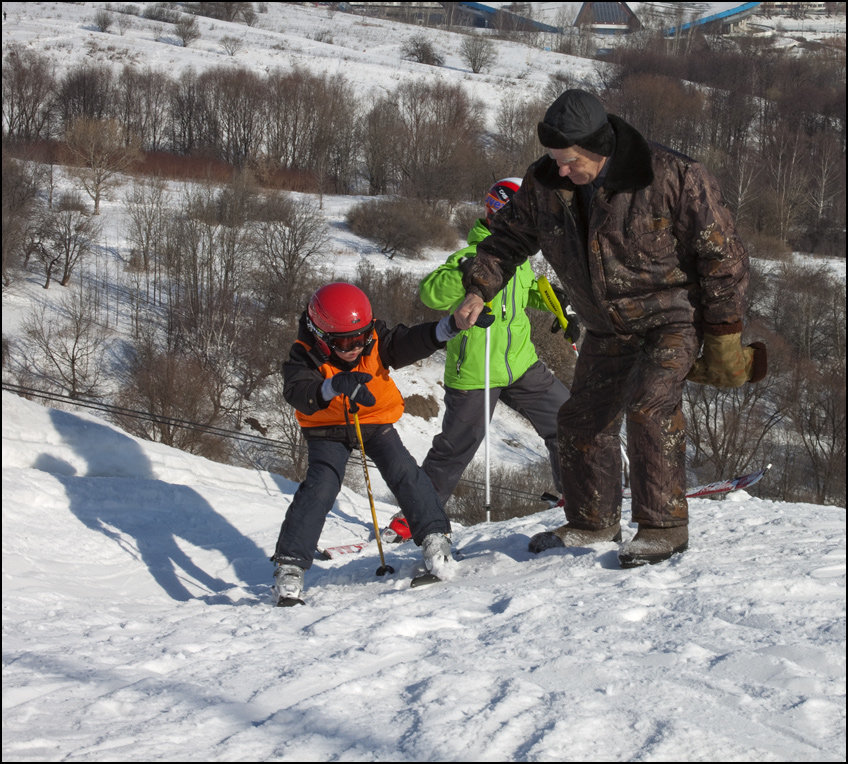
[276,595,305,607]
[319,532,411,560]
[410,572,441,588]
[623,464,771,499]
[543,465,771,505]
[317,542,370,559]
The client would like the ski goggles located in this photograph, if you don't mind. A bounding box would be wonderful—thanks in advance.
[327,330,372,352]
[308,316,375,354]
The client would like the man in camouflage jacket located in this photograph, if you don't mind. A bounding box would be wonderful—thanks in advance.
[454,90,766,567]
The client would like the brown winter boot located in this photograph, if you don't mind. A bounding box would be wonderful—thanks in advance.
[528,523,622,554]
[618,525,689,568]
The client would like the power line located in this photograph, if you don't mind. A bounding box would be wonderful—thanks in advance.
[1,382,550,503]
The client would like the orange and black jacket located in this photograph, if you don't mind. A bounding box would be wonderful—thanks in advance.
[282,311,446,441]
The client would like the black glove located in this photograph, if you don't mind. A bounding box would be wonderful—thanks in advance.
[332,372,376,407]
[550,306,581,344]
[563,308,580,344]
[475,306,495,329]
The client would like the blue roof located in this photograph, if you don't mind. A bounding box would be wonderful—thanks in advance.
[665,2,761,36]
[458,2,561,33]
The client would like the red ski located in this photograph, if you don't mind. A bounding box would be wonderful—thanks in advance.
[623,464,771,499]
[317,542,369,559]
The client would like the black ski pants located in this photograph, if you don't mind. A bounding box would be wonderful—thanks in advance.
[422,360,570,506]
[273,424,451,569]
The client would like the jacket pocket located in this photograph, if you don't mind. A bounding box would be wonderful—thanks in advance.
[625,216,678,269]
[454,334,468,378]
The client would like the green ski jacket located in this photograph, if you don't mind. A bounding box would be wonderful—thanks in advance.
[419,218,553,390]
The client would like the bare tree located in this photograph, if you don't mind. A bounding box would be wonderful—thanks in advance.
[391,79,486,204]
[718,143,761,227]
[253,193,328,312]
[2,46,56,141]
[787,361,846,504]
[263,68,358,195]
[114,331,232,460]
[220,35,244,56]
[684,376,784,482]
[204,67,266,166]
[124,177,167,274]
[490,91,547,177]
[358,97,402,195]
[116,12,133,36]
[115,66,173,152]
[269,374,308,481]
[39,192,102,288]
[92,8,113,33]
[55,63,113,132]
[65,117,141,214]
[460,34,495,74]
[230,304,288,406]
[20,290,108,398]
[2,153,42,286]
[174,14,201,47]
[762,120,809,245]
[401,34,444,66]
[803,131,843,250]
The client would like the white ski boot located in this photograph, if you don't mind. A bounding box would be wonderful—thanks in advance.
[421,533,454,580]
[274,563,305,606]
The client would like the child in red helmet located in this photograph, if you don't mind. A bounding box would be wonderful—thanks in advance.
[271,282,461,605]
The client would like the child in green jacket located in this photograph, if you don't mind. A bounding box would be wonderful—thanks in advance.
[384,179,576,540]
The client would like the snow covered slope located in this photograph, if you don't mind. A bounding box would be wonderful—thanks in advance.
[2,390,844,761]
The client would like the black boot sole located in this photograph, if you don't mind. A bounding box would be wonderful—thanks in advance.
[619,542,688,569]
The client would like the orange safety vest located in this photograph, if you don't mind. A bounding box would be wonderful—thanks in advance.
[294,333,405,428]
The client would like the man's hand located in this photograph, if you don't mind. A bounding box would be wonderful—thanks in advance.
[454,293,485,330]
[686,333,767,387]
[550,306,581,344]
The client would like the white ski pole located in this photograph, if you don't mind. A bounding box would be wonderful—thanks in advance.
[484,321,491,523]
[539,275,629,486]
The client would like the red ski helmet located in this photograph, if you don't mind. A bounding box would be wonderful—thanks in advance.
[484,177,522,225]
[307,282,375,355]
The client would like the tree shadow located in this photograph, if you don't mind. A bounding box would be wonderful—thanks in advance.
[46,408,269,603]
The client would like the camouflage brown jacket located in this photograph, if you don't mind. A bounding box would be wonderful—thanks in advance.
[465,115,749,337]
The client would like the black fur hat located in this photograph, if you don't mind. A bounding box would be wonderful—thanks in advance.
[537,89,615,157]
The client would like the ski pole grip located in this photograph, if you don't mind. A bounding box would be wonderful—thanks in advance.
[537,275,569,333]
[475,306,495,328]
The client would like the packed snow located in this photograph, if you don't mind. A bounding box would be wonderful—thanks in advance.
[2,388,845,762]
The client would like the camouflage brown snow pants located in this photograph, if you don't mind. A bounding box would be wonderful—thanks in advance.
[556,325,699,530]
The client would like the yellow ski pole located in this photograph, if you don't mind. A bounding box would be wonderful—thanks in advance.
[349,401,394,576]
[537,275,577,352]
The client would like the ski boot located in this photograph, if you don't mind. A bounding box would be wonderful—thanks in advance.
[273,562,305,607]
[420,533,454,580]
[382,512,412,544]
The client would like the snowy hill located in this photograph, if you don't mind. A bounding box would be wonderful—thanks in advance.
[2,4,846,760]
[2,390,845,761]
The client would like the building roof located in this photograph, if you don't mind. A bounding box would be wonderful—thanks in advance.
[664,2,762,36]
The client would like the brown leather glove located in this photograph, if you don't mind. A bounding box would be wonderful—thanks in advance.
[687,332,767,388]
